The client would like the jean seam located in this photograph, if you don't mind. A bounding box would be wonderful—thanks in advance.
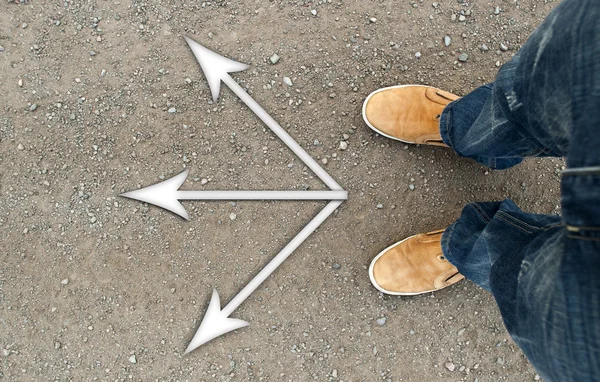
[443,223,456,264]
[497,211,563,233]
[442,106,455,149]
[496,212,535,233]
[524,146,544,157]
[567,235,600,242]
[567,226,600,231]
[472,203,492,222]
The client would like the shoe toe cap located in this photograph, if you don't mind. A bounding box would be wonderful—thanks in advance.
[363,91,400,137]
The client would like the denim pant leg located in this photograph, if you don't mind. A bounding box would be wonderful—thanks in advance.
[439,0,600,380]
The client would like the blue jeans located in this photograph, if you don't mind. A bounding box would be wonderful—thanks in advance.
[438,0,600,380]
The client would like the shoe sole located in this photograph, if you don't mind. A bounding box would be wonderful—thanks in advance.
[362,84,421,144]
[368,235,444,296]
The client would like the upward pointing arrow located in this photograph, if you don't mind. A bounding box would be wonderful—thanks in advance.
[175,37,346,354]
[184,36,343,192]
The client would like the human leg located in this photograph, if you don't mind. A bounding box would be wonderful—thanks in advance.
[367,0,600,379]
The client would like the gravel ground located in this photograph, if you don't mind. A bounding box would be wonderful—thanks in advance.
[1,0,562,380]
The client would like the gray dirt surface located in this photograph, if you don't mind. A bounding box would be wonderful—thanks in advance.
[1,0,561,381]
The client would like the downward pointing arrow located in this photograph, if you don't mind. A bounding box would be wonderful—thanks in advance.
[184,289,249,354]
[184,200,342,353]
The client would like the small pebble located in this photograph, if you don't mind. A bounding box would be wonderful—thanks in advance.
[0,45,4,53]
[376,317,387,326]
[500,43,508,51]
[494,6,501,15]
[168,107,177,113]
[376,203,383,209]
[129,355,137,364]
[332,369,338,378]
[445,361,456,372]
[339,141,348,150]
[229,213,237,221]
[100,69,107,77]
[96,36,102,42]
[54,342,61,350]
[480,43,489,51]
[311,9,317,16]
[458,53,469,62]
[269,54,280,64]
[321,158,328,165]
[283,77,293,86]
[444,35,451,47]
[29,103,38,111]
[369,17,377,23]
[458,15,466,22]
[415,51,422,59]
[409,184,415,191]
[61,278,69,285]
[22,23,28,29]
[332,263,341,270]
[18,79,23,87]
[89,50,96,56]
[17,143,24,151]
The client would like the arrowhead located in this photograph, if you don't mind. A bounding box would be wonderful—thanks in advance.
[184,36,249,102]
[184,289,249,354]
[120,170,190,220]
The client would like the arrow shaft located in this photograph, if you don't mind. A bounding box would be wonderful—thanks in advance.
[222,200,342,316]
[177,190,347,200]
[222,75,343,192]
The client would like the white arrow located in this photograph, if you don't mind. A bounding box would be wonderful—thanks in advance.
[120,170,347,220]
[119,36,348,354]
[184,199,342,354]
[184,36,343,192]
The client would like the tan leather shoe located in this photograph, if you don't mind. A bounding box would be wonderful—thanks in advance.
[369,229,464,295]
[362,85,460,146]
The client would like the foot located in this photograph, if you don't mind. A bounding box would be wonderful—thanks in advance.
[362,85,460,146]
[369,229,464,295]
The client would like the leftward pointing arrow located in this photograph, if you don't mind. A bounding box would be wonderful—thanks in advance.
[120,170,346,220]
